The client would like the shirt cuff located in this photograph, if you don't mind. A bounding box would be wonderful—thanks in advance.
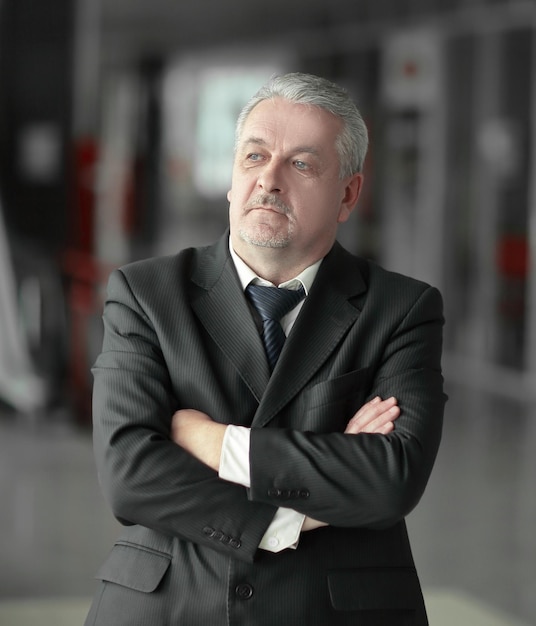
[259,507,306,552]
[219,425,306,552]
[219,424,251,487]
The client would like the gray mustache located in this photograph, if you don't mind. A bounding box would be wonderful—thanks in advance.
[245,194,291,215]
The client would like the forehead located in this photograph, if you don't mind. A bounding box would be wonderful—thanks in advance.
[239,98,341,152]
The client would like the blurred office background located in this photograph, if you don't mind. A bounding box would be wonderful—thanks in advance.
[0,0,535,624]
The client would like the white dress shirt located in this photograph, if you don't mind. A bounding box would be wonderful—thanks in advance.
[218,240,322,552]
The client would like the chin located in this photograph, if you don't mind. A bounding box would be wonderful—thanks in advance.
[239,227,290,249]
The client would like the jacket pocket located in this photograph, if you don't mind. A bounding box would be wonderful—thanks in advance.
[299,368,372,432]
[328,567,421,611]
[96,542,171,593]
[305,368,371,408]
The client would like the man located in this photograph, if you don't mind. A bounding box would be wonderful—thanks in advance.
[85,72,446,626]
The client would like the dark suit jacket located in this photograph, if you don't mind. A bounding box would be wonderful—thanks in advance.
[85,233,446,626]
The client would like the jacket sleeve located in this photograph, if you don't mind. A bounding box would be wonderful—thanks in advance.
[92,268,276,563]
[248,284,446,529]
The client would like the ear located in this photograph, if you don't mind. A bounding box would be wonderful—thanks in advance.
[227,189,232,202]
[337,173,363,223]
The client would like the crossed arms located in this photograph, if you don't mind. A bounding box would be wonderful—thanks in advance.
[171,395,399,473]
[171,396,401,537]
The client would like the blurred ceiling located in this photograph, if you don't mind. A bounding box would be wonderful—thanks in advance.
[98,0,536,64]
[99,0,356,63]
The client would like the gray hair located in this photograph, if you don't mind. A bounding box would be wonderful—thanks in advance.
[234,72,369,178]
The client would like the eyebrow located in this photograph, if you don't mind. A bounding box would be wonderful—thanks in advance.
[242,136,321,157]
[243,136,268,147]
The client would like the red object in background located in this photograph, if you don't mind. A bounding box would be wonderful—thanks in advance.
[496,234,529,278]
[62,248,116,425]
[65,137,101,423]
[72,136,98,253]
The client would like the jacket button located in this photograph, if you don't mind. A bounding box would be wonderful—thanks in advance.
[203,526,215,537]
[299,489,310,499]
[267,487,281,498]
[235,583,254,600]
[230,538,242,549]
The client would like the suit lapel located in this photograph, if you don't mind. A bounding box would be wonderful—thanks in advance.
[252,242,369,428]
[190,234,270,401]
[189,236,369,421]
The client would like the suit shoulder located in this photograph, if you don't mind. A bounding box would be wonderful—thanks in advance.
[367,260,429,289]
[103,248,211,318]
[113,244,217,289]
[118,248,193,278]
[114,235,227,287]
[100,251,195,307]
[365,259,443,309]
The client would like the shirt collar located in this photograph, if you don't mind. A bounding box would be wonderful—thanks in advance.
[229,237,322,295]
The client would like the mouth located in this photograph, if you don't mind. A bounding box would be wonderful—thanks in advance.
[251,205,283,215]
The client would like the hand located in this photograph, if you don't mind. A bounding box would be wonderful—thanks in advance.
[344,396,399,435]
[171,409,227,472]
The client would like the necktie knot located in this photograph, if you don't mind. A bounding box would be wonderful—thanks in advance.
[245,284,305,371]
[246,284,305,322]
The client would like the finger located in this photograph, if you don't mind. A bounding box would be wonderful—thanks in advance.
[347,396,396,428]
[374,418,396,436]
[345,398,399,434]
[345,408,398,435]
[361,404,400,433]
[348,396,382,424]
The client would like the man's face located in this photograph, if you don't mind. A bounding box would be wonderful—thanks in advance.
[228,97,362,265]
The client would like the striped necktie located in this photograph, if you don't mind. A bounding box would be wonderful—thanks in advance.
[246,284,306,371]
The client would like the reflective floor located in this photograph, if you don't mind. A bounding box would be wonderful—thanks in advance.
[0,381,534,625]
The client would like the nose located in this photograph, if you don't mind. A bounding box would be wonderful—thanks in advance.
[258,160,283,194]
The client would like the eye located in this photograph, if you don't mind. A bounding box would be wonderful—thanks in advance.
[294,160,309,170]
[247,153,263,162]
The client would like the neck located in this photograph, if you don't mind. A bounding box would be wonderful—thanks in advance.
[231,237,327,285]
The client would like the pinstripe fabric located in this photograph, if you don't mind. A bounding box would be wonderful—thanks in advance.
[246,284,305,371]
[85,233,446,626]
